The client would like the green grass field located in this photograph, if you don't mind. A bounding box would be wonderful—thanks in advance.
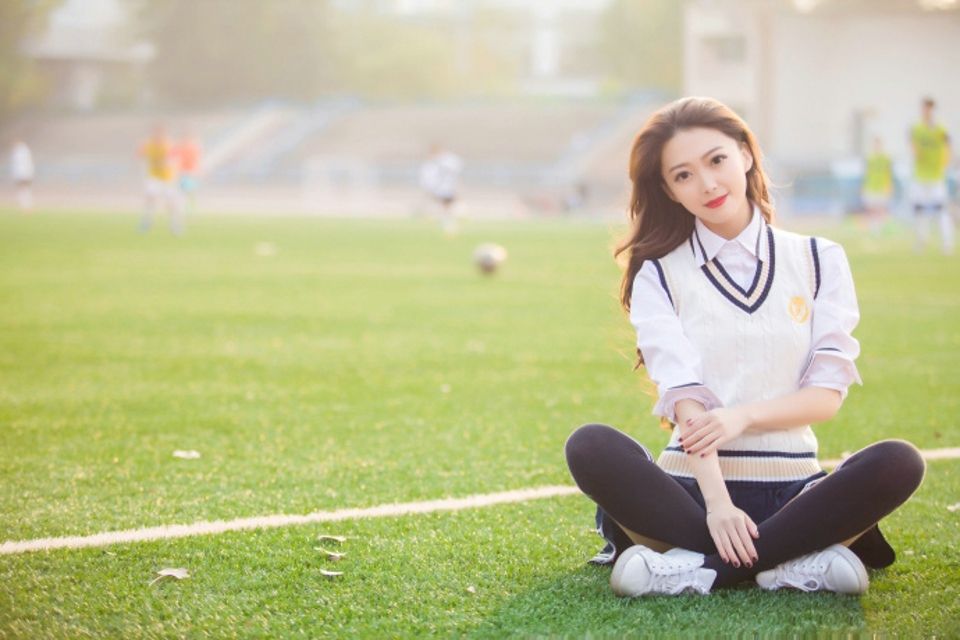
[1,210,958,638]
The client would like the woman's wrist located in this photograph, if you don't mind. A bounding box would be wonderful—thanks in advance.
[674,398,707,425]
[690,453,732,509]
[703,492,733,512]
[737,405,756,431]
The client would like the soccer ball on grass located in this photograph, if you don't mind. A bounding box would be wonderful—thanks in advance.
[473,243,507,275]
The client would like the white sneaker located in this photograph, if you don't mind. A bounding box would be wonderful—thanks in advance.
[755,544,868,594]
[610,545,716,597]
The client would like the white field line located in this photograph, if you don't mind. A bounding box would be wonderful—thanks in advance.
[0,486,578,555]
[3,447,959,556]
[822,446,960,468]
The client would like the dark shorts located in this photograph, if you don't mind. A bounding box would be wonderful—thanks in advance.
[670,472,827,525]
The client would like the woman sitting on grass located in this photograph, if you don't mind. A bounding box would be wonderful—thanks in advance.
[565,96,925,597]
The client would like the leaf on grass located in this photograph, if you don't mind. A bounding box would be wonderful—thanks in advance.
[466,585,477,595]
[948,502,960,512]
[149,568,190,585]
[254,242,277,257]
[317,534,347,544]
[172,450,201,460]
[320,569,343,577]
[314,546,345,561]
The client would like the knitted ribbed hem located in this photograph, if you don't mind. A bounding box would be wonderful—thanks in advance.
[657,449,822,483]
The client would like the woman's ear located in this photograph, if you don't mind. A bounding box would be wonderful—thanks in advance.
[740,143,754,172]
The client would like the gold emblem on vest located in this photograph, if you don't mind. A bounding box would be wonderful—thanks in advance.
[789,296,810,323]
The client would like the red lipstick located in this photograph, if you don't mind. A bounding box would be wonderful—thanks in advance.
[705,194,727,209]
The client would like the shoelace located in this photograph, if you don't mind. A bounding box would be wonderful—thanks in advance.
[650,567,706,595]
[646,557,707,595]
[776,558,829,591]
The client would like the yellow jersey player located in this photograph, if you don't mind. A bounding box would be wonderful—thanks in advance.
[861,137,894,233]
[139,124,185,235]
[910,97,953,253]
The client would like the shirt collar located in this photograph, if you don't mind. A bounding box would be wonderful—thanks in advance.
[692,205,764,266]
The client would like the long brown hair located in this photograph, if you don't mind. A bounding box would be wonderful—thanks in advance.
[615,97,775,325]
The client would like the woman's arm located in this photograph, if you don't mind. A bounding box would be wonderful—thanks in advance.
[744,386,842,429]
[631,261,765,565]
[680,386,842,456]
[675,398,758,567]
[629,262,723,423]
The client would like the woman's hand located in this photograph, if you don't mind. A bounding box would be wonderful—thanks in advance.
[705,501,759,567]
[680,407,751,456]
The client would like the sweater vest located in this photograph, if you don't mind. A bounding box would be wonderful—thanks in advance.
[653,223,823,483]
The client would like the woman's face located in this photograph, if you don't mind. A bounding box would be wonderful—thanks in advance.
[660,127,754,239]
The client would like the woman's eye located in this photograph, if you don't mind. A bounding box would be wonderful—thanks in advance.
[674,171,691,183]
[711,154,728,165]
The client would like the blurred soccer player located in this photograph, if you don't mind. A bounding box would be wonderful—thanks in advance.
[419,144,463,235]
[173,129,202,213]
[9,138,35,213]
[861,137,893,234]
[139,124,184,235]
[909,97,953,254]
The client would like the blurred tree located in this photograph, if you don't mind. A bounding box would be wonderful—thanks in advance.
[135,0,335,105]
[465,8,524,98]
[326,12,460,100]
[0,0,56,118]
[136,0,519,105]
[327,11,517,100]
[599,0,683,94]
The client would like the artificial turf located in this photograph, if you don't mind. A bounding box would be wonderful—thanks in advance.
[0,210,957,637]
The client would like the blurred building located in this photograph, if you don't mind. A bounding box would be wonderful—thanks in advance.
[684,0,960,202]
[21,0,153,111]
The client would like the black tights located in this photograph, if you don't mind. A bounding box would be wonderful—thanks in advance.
[565,423,925,588]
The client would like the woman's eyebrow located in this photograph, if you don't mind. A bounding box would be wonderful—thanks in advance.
[666,146,724,173]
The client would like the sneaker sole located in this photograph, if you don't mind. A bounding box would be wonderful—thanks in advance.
[610,545,647,597]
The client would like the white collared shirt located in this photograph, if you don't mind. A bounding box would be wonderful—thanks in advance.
[693,208,765,289]
[630,209,862,422]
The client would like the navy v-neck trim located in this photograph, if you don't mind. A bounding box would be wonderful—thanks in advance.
[699,226,776,314]
[712,258,763,298]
